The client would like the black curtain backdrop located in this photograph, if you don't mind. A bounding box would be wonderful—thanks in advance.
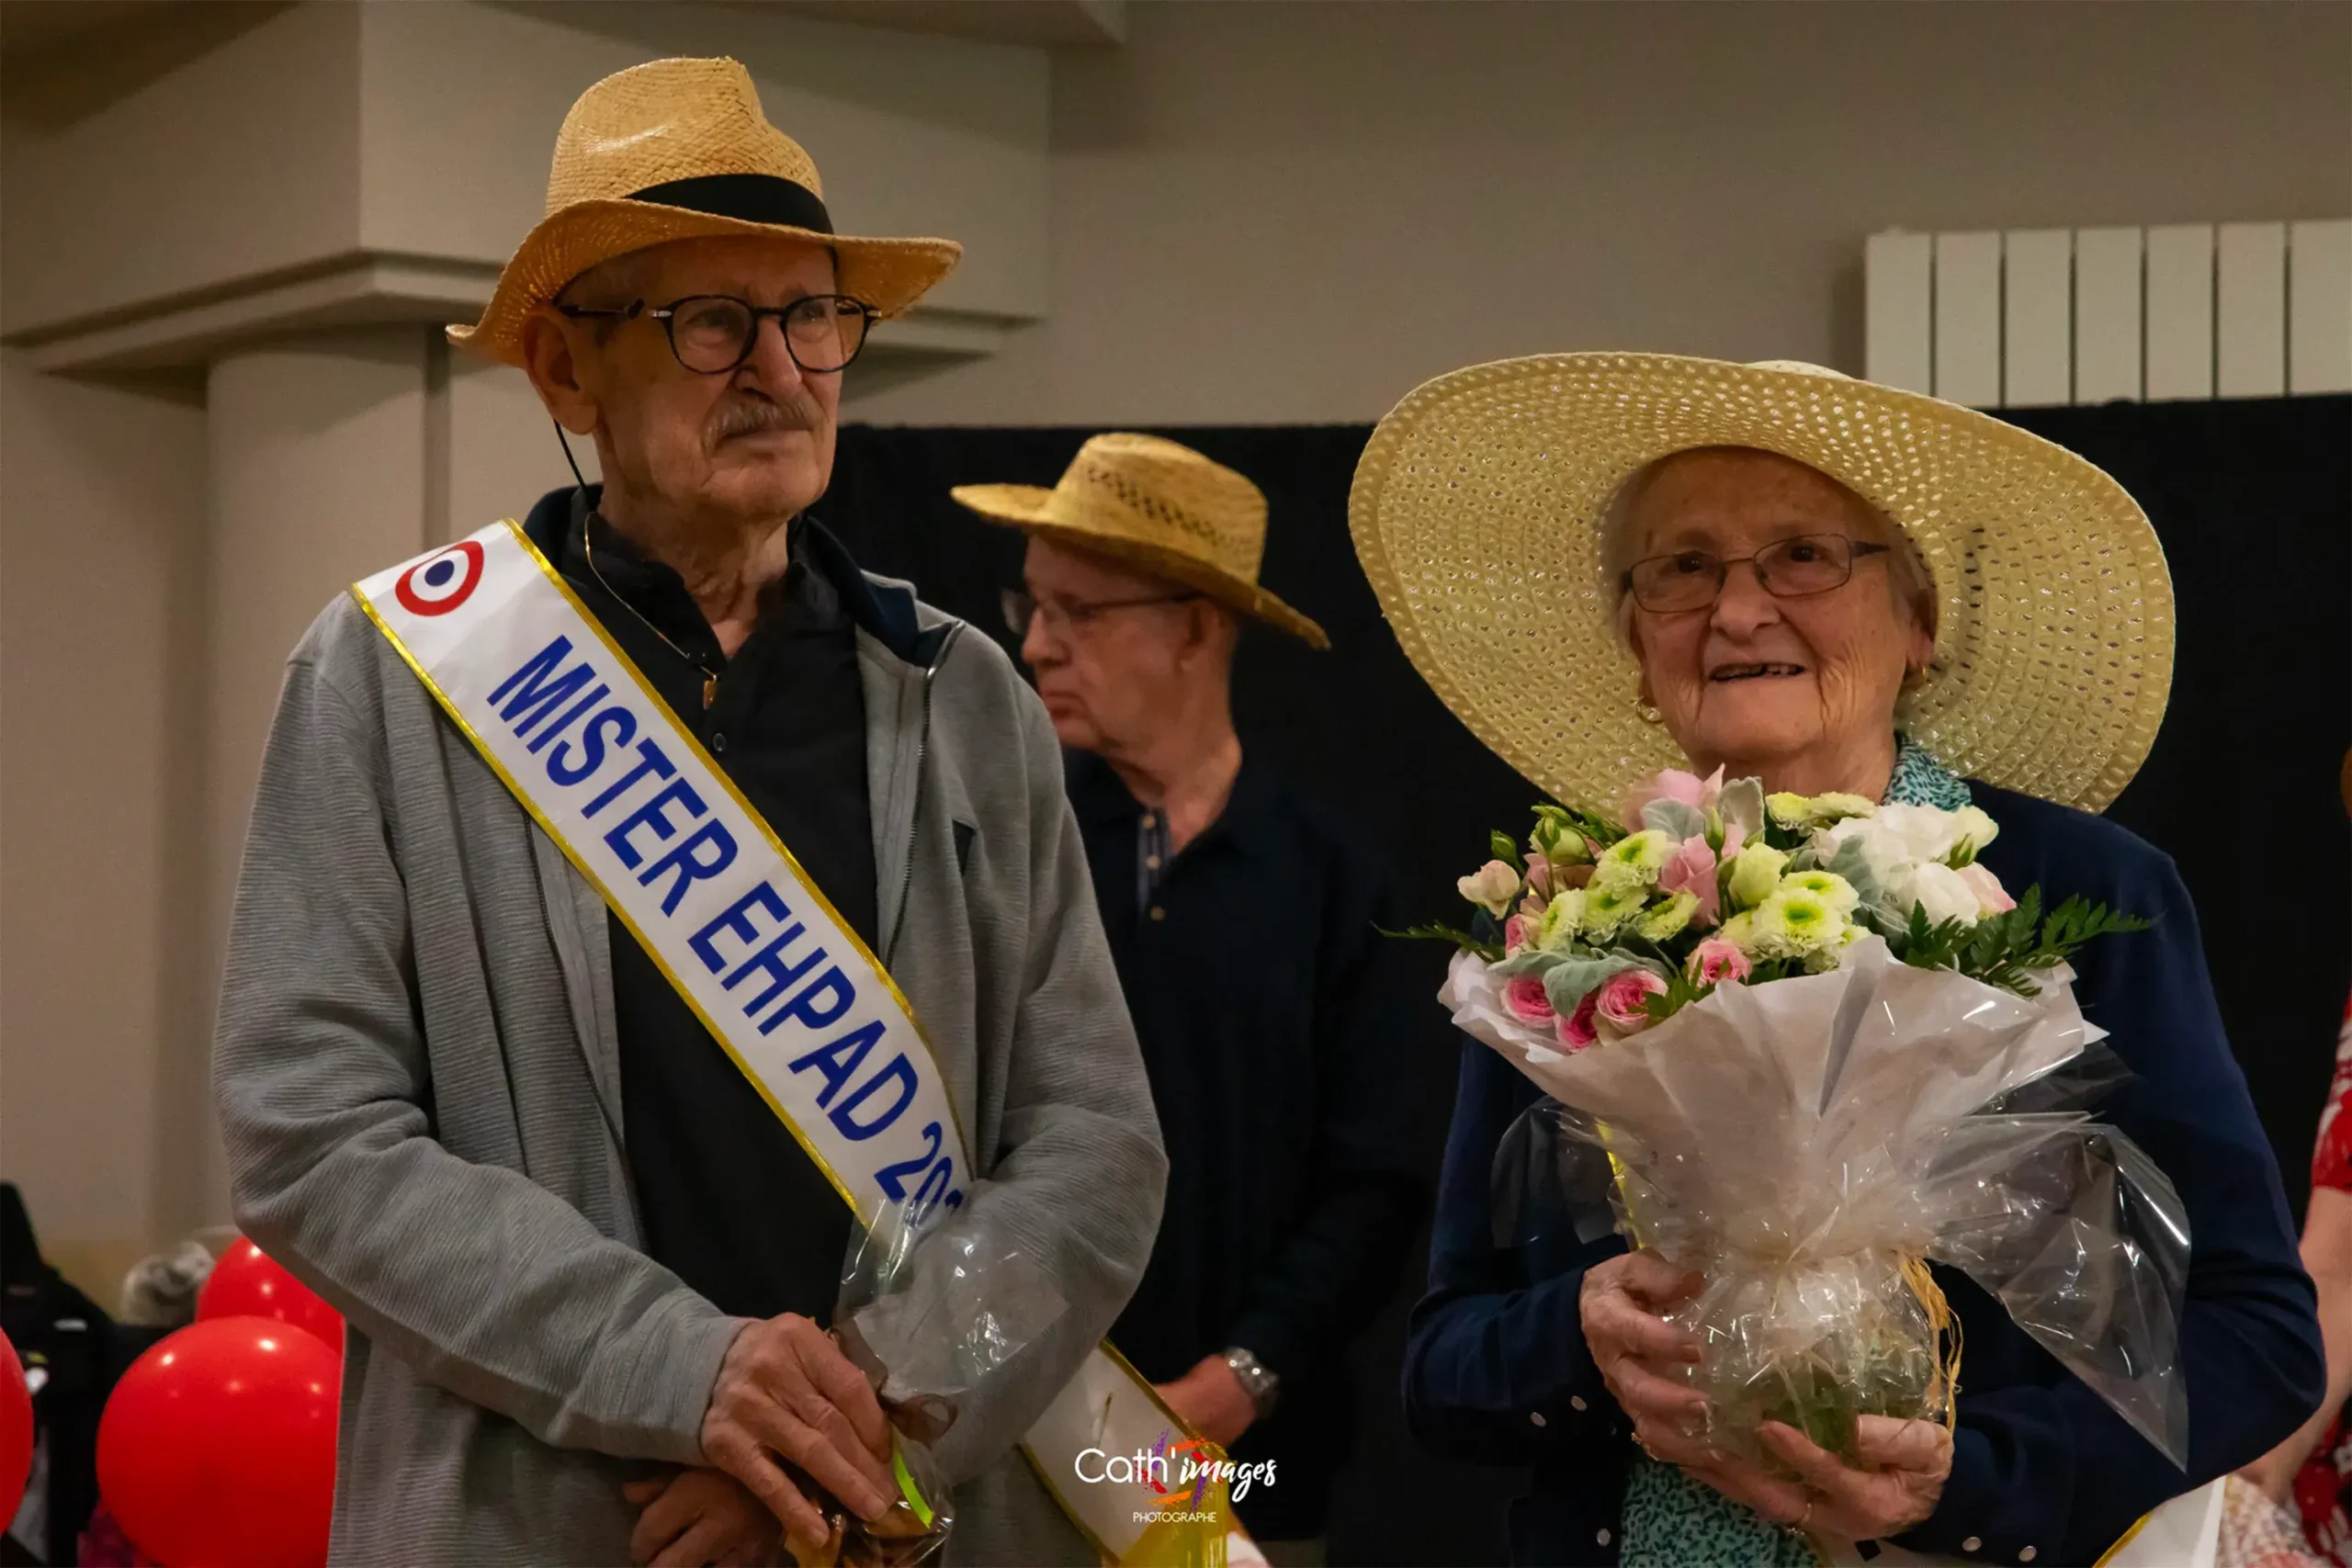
[820,396,2349,1565]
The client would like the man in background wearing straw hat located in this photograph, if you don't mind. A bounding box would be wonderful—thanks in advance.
[213,59,1171,1567]
[956,436,1430,1561]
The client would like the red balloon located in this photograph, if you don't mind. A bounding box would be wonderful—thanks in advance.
[198,1238,343,1353]
[0,1325,30,1520]
[98,1317,340,1568]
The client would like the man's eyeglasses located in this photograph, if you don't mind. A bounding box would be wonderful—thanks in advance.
[555,293,878,376]
[1001,587,1202,638]
[1621,534,1894,614]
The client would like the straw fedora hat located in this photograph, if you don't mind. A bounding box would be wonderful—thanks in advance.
[955,434,1330,649]
[1350,353,2173,812]
[448,57,962,367]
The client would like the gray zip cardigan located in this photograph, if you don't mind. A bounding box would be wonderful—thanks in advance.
[212,502,1168,1566]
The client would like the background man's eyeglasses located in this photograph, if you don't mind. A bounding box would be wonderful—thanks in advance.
[1001,588,1202,638]
[1621,534,1893,614]
[556,292,878,375]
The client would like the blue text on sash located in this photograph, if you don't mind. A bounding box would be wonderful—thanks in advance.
[488,636,957,1208]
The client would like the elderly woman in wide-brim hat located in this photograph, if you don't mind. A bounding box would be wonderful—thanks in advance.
[1353,354,2324,1566]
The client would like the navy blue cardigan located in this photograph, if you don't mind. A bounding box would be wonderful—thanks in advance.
[1401,784,2325,1566]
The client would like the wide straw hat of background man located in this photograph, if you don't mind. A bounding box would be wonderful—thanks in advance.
[449,55,961,366]
[1349,352,2174,813]
[954,433,1331,649]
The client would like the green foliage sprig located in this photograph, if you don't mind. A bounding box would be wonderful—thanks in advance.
[1880,888,2151,998]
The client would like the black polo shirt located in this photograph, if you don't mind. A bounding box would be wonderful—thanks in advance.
[1069,750,1429,1539]
[560,499,871,1325]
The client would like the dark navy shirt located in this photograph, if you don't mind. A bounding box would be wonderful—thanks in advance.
[1402,783,2324,1565]
[1069,750,1429,1540]
[552,493,870,1325]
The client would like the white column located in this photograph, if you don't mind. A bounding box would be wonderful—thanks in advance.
[176,327,437,1236]
[0,353,206,1292]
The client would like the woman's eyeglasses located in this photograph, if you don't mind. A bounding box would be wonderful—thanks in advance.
[1001,588,1202,638]
[555,293,878,376]
[1622,534,1893,614]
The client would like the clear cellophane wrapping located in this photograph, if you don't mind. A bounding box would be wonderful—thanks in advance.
[799,1200,1070,1567]
[1451,934,2189,1468]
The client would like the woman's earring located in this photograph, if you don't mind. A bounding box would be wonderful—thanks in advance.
[1635,698,1666,727]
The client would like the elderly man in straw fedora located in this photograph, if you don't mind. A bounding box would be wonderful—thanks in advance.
[956,436,1430,1560]
[212,58,1169,1567]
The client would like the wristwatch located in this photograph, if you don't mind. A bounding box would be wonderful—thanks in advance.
[1222,1346,1281,1416]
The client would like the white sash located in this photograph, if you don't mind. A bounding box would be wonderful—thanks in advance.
[353,520,1238,1562]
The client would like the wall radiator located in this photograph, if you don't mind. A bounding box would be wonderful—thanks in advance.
[1864,220,2351,408]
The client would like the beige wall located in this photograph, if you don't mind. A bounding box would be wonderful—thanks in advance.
[0,1,360,338]
[354,0,1053,321]
[852,0,2352,425]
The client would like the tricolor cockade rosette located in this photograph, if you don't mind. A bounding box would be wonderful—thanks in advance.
[1409,769,2191,1471]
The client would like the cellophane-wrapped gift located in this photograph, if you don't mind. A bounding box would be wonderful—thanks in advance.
[794,1201,1069,1567]
[1419,773,2187,1471]
[1447,933,2189,1469]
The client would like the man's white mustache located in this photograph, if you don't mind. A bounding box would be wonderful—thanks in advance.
[710,398,822,441]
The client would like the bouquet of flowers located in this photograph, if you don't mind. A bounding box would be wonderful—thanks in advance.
[1416,768,2190,1469]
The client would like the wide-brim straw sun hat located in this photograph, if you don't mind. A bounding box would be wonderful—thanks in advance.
[955,434,1331,649]
[448,56,962,367]
[1349,353,2173,812]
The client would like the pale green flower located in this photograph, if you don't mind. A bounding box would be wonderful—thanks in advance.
[1803,923,1863,972]
[1946,805,2000,865]
[1717,910,1760,953]
[1812,793,1875,823]
[1779,868,1860,916]
[1530,807,1593,865]
[1594,829,1675,893]
[1753,885,1849,953]
[1768,791,1877,829]
[1726,843,1790,910]
[1580,880,1649,938]
[1536,888,1588,951]
[1636,890,1701,942]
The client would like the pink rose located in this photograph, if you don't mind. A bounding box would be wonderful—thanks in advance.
[1624,765,1724,826]
[1657,835,1722,927]
[1957,863,2016,915]
[1689,936,1754,987]
[1556,989,1600,1050]
[1594,969,1669,1037]
[1502,915,1532,953]
[1523,857,1554,900]
[1504,973,1556,1023]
